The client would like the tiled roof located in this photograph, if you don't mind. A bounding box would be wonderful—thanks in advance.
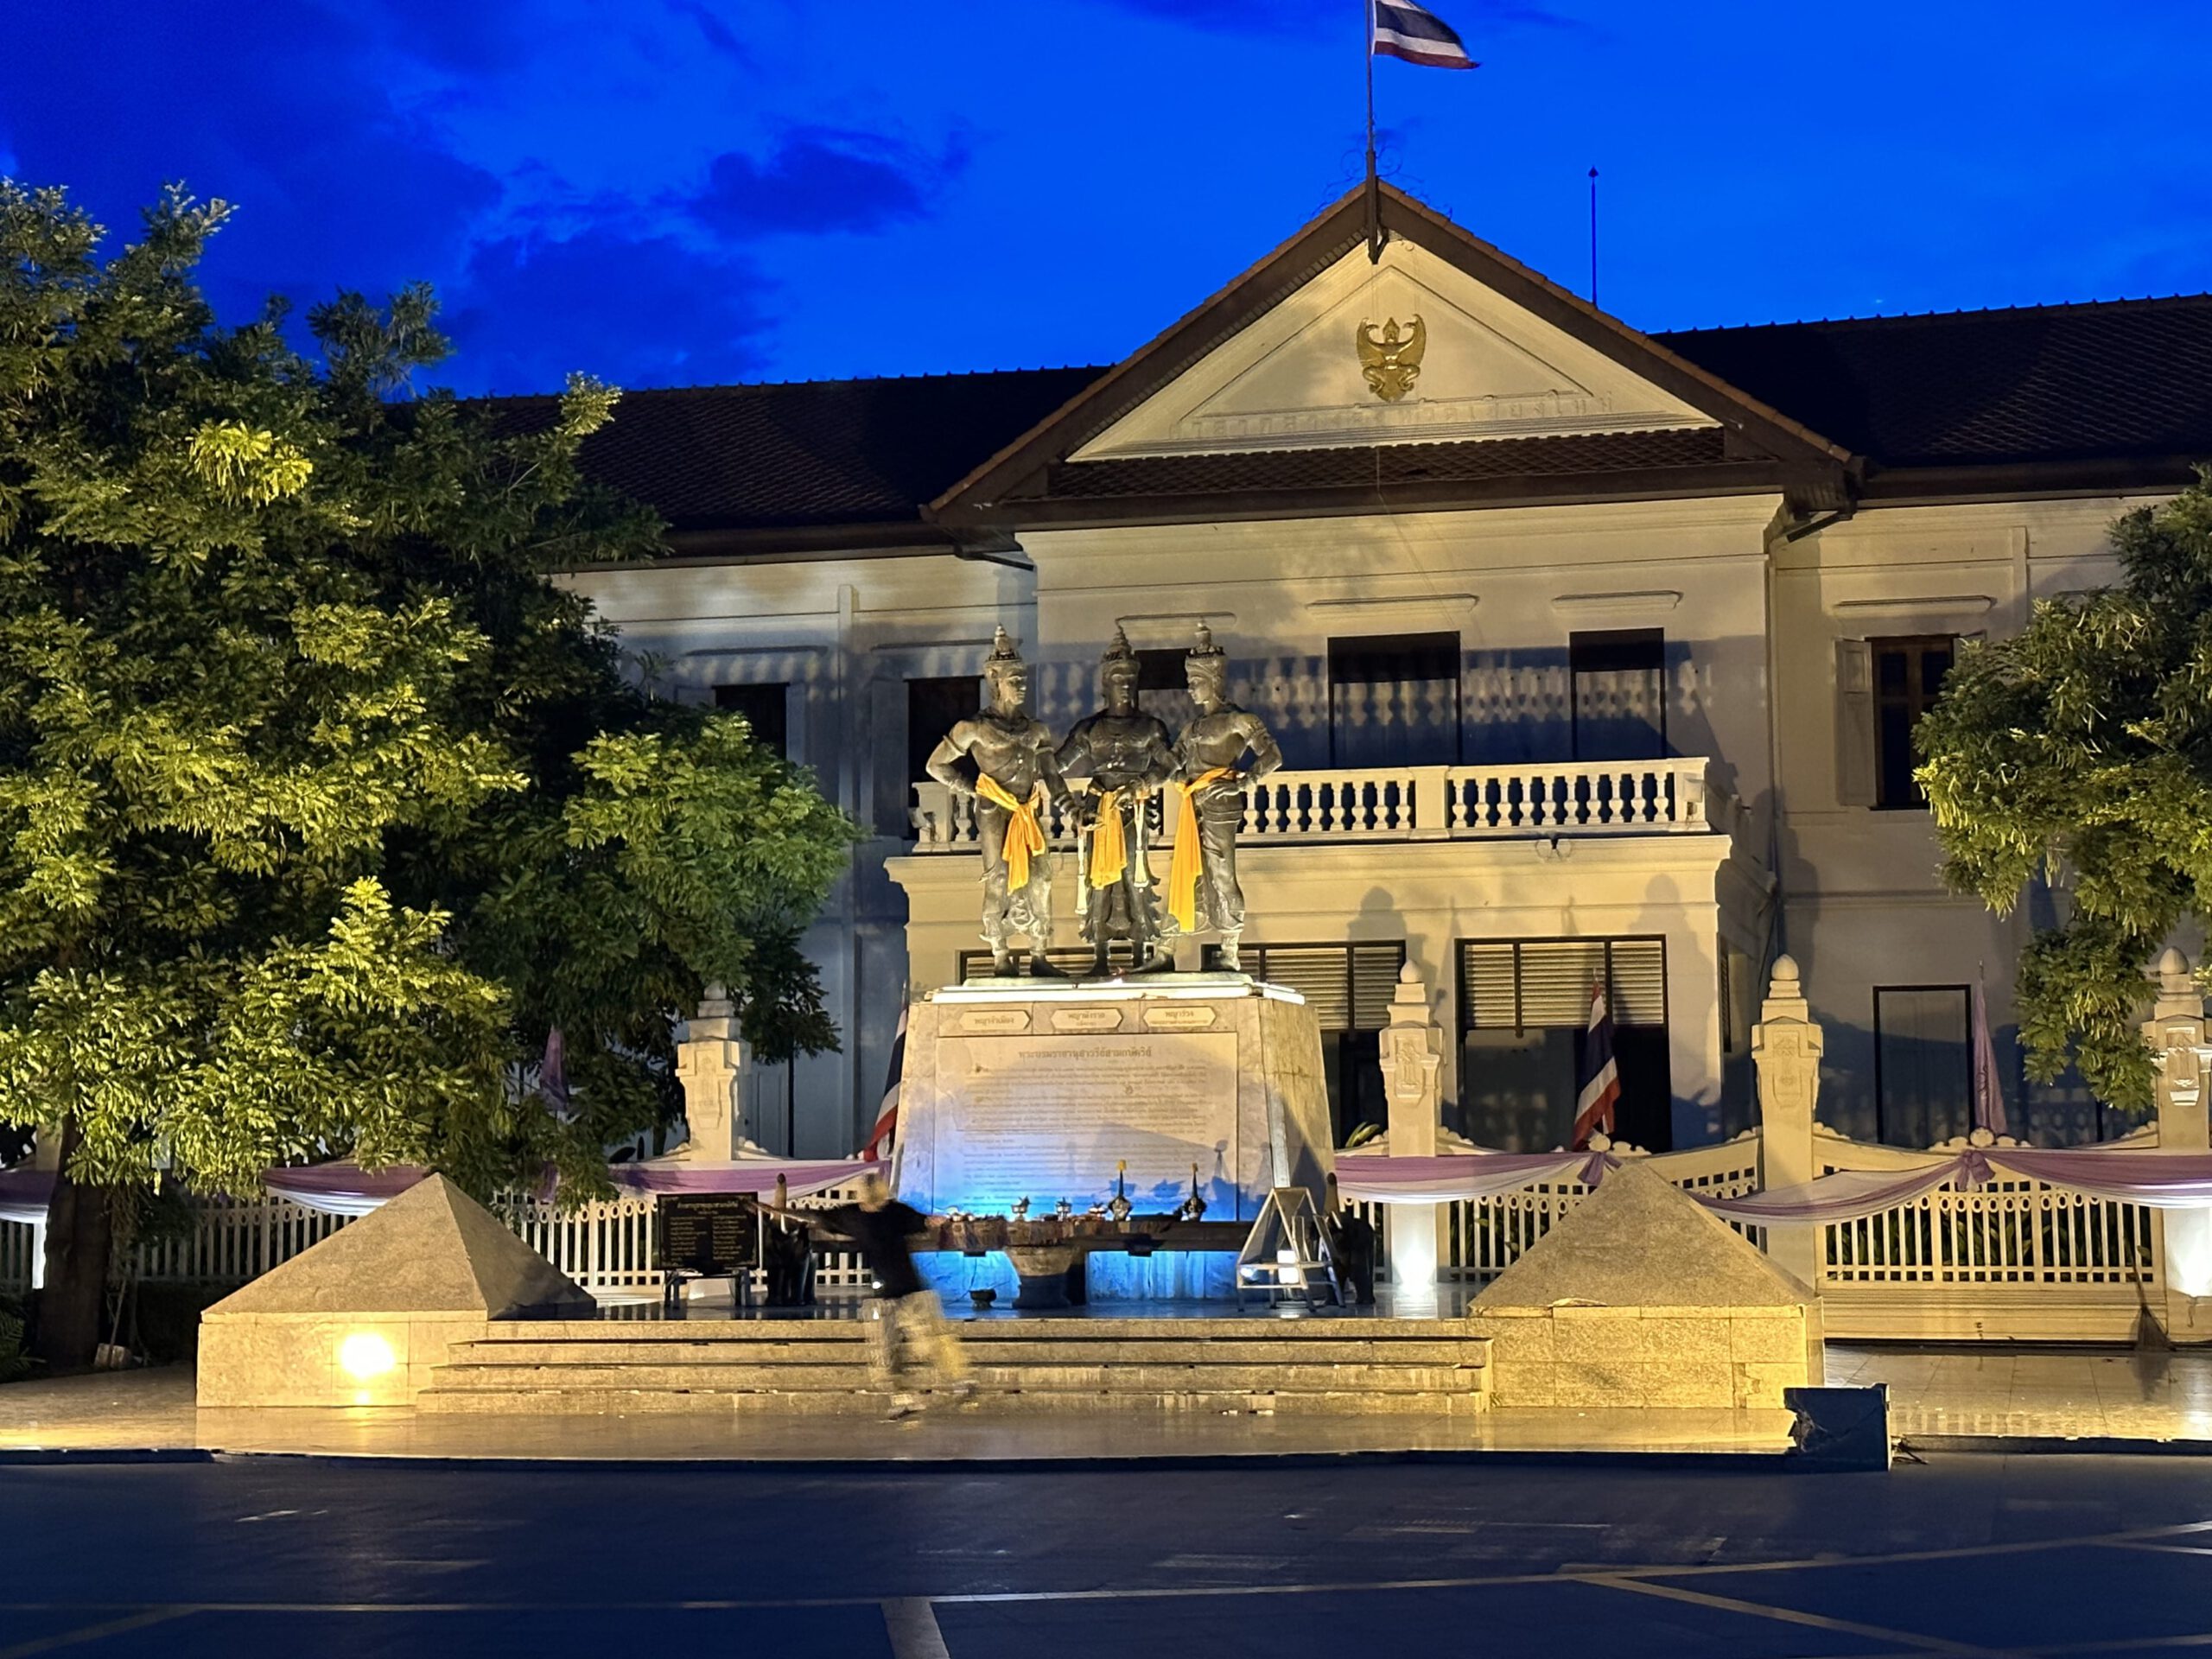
[1656,296,2212,469]
[1043,427,1735,499]
[493,367,1105,533]
[515,295,2212,542]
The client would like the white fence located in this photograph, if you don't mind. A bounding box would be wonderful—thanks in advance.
[912,757,1725,852]
[0,1185,883,1303]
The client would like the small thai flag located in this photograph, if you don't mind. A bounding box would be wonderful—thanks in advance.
[1570,980,1622,1150]
[1371,0,1478,69]
[861,1001,906,1160]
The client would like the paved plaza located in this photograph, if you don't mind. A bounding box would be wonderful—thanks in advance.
[11,1450,2212,1656]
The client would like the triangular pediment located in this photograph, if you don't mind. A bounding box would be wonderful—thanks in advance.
[1076,238,1718,460]
[930,184,1853,525]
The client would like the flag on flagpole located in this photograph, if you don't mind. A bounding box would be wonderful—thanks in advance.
[861,1001,907,1160]
[1570,980,1622,1150]
[1970,981,2010,1139]
[1371,0,1478,69]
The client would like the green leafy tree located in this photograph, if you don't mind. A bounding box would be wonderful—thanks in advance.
[1917,470,2212,1115]
[0,183,856,1370]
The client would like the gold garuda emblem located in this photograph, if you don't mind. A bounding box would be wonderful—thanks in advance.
[1357,315,1426,402]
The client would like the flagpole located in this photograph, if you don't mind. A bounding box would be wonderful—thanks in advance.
[1364,0,1382,264]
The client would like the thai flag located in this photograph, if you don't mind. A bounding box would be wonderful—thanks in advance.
[1371,0,1478,69]
[861,1000,906,1160]
[1570,980,1621,1150]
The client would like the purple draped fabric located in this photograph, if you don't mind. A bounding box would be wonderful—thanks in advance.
[1694,1160,1967,1226]
[262,1163,432,1217]
[1332,1150,1614,1202]
[1991,1148,2212,1208]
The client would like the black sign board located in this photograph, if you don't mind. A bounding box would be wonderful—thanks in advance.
[658,1194,760,1276]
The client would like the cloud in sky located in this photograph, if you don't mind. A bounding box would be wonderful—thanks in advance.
[2,0,2207,395]
[686,127,968,239]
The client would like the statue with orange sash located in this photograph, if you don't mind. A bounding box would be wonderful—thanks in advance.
[1165,622,1282,972]
[1056,628,1176,978]
[925,628,1077,977]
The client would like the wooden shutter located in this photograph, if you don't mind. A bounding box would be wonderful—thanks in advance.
[1834,638,1876,808]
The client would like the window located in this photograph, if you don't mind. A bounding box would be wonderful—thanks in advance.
[1326,632,1459,767]
[1569,630,1665,761]
[1133,646,1194,734]
[714,683,788,760]
[1872,637,1955,810]
[1458,938,1672,1151]
[1874,985,1970,1147]
[907,675,979,788]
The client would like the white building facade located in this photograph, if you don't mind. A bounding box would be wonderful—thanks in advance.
[563,184,2209,1161]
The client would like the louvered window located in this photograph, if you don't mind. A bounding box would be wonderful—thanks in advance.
[1243,942,1406,1032]
[1456,938,1667,1033]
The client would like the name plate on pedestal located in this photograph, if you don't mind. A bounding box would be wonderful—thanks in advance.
[1144,1005,1219,1031]
[1051,1007,1123,1033]
[932,1030,1238,1216]
[957,1008,1031,1034]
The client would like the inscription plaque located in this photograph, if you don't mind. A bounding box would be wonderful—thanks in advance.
[932,1030,1239,1216]
[957,1007,1031,1034]
[1144,1004,1219,1031]
[658,1194,759,1277]
[1051,1006,1123,1033]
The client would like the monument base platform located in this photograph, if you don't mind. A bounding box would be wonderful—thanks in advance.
[891,973,1336,1234]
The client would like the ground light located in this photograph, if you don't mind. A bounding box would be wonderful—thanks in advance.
[337,1332,396,1404]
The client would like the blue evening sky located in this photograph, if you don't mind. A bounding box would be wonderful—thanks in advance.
[5,1,2205,396]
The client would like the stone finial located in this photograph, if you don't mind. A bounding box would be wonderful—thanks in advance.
[1387,958,1430,1026]
[697,982,734,1020]
[2158,946,2195,1001]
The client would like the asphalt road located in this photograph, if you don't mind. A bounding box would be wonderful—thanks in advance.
[6,1453,2212,1656]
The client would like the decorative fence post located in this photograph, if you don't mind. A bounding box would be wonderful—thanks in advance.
[671,983,748,1162]
[1377,960,1446,1312]
[1751,954,1824,1288]
[2145,948,2212,1330]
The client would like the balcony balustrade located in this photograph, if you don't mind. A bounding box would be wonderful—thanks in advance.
[910,757,1727,852]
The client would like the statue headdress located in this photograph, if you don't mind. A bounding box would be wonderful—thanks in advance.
[1101,626,1138,669]
[983,625,1027,680]
[1188,620,1226,664]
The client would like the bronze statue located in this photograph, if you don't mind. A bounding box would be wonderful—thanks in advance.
[1056,628,1177,977]
[925,628,1077,976]
[1165,623,1282,972]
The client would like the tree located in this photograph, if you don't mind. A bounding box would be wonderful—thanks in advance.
[0,183,856,1369]
[1916,469,2212,1115]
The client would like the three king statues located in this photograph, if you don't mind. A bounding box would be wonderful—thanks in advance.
[925,623,1283,978]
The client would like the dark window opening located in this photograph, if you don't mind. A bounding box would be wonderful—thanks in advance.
[1872,636,1955,810]
[1133,645,1194,733]
[1570,629,1665,762]
[1327,632,1460,767]
[1874,985,1970,1147]
[903,675,982,837]
[714,683,788,760]
[1458,937,1671,1151]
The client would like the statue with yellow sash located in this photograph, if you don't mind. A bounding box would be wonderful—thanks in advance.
[925,628,1077,977]
[1056,628,1177,978]
[1166,622,1282,972]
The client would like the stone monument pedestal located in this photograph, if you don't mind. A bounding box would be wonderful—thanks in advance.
[892,974,1336,1300]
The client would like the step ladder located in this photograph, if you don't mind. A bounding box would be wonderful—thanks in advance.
[1234,1186,1341,1312]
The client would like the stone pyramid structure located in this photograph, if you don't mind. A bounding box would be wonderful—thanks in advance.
[1474,1160,1816,1310]
[210,1173,594,1319]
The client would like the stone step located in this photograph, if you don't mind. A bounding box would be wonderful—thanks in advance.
[429,1360,1482,1394]
[482,1316,1471,1344]
[453,1337,1486,1368]
[416,1386,1490,1418]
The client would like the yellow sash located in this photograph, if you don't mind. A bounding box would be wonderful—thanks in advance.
[1087,789,1127,887]
[1167,766,1236,931]
[976,773,1046,889]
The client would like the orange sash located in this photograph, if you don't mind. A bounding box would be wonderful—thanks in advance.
[976,773,1046,889]
[1087,789,1127,887]
[1167,766,1236,931]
